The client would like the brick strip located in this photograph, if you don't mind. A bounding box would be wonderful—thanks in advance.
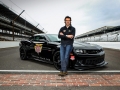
[0,74,120,86]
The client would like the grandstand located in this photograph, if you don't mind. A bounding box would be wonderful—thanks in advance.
[75,26,120,42]
[0,2,44,41]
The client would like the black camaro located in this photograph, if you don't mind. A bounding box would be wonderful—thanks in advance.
[19,34,108,70]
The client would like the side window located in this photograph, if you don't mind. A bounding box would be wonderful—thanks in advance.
[33,35,46,41]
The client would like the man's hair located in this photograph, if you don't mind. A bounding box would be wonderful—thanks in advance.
[64,16,72,21]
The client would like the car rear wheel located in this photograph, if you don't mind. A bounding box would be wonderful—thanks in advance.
[53,51,61,70]
[20,47,27,60]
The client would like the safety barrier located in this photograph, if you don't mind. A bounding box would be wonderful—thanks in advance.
[0,41,120,50]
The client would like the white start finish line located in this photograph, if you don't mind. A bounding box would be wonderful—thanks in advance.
[0,70,120,73]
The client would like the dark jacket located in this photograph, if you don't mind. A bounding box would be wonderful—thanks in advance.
[58,25,76,45]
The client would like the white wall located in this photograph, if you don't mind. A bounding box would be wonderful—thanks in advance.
[0,41,19,48]
[0,41,120,50]
[88,42,120,50]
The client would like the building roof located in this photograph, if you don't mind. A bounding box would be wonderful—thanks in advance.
[75,26,120,39]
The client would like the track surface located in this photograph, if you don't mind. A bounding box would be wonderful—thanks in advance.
[0,47,120,89]
[0,47,120,70]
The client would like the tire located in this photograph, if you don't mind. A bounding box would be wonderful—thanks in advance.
[20,47,27,60]
[53,51,61,70]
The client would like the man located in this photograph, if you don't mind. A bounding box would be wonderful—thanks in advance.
[58,16,76,76]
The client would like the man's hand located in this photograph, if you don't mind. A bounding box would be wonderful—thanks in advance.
[66,35,74,39]
[60,32,64,35]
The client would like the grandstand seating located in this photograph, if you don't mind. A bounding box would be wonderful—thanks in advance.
[0,2,44,41]
[76,26,120,42]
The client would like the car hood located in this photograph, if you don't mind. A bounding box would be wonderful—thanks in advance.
[51,41,102,50]
[73,41,102,50]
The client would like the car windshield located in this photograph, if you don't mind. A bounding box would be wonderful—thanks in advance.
[46,34,61,42]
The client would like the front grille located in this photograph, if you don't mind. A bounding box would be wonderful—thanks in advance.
[85,49,102,54]
[74,49,103,55]
[82,56,104,65]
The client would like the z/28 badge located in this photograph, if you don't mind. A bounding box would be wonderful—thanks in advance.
[34,44,43,54]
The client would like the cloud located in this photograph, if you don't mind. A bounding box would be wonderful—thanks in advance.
[1,0,120,36]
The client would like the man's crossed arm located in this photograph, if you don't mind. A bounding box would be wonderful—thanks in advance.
[60,32,73,39]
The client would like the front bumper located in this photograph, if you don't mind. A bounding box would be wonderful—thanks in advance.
[74,61,108,70]
[70,51,108,70]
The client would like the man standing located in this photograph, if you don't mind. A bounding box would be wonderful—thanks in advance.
[58,16,76,76]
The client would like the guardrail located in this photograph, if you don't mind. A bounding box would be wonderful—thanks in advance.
[0,41,19,48]
[88,42,120,50]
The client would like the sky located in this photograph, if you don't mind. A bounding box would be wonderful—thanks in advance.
[0,0,120,36]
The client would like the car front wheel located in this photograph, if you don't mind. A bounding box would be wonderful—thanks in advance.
[20,47,27,60]
[53,51,61,70]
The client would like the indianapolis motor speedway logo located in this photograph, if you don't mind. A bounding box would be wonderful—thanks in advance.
[34,44,43,54]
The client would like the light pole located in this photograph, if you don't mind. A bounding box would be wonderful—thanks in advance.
[12,10,25,41]
[31,24,39,35]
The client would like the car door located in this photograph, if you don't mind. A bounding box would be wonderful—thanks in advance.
[38,35,54,61]
[37,35,49,60]
[30,35,50,61]
[29,35,44,58]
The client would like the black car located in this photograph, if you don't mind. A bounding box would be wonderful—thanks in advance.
[19,34,108,70]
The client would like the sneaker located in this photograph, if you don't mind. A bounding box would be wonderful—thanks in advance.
[58,71,63,76]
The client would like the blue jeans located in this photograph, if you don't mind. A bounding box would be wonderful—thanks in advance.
[60,44,73,71]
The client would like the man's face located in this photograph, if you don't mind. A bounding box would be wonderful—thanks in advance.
[65,18,71,26]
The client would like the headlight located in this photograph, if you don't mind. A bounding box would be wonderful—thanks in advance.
[75,49,84,54]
